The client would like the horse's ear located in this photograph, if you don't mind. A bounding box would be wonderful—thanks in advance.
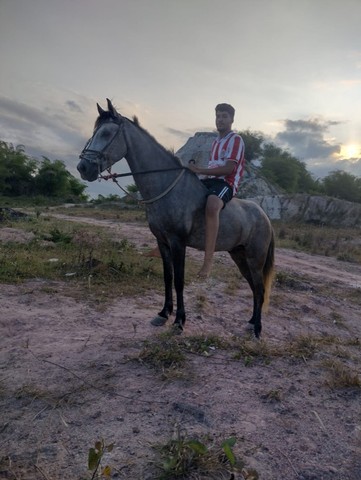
[97,103,105,116]
[106,98,120,118]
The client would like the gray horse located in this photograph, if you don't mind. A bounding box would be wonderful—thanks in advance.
[77,99,275,337]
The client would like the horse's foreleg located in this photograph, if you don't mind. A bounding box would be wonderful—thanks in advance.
[170,238,186,331]
[150,241,173,326]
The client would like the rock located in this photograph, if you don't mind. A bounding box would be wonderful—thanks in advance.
[0,228,35,244]
[176,131,216,168]
[249,194,361,227]
[0,208,28,222]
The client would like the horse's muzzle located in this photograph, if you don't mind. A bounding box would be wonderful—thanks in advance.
[77,154,99,182]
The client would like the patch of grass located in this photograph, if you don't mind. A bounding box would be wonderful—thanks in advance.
[285,333,343,360]
[181,335,229,356]
[261,389,283,403]
[233,338,272,366]
[275,270,312,291]
[344,287,361,306]
[138,332,186,372]
[13,382,56,404]
[321,359,361,389]
[0,216,165,299]
[46,203,147,223]
[273,221,361,262]
[287,334,319,360]
[230,334,355,367]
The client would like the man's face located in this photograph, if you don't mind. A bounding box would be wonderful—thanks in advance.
[215,110,233,135]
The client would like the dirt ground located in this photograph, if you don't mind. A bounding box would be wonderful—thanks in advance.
[0,216,360,480]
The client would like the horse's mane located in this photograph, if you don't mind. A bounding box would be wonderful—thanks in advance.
[94,111,181,165]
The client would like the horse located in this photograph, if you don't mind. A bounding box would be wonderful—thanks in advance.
[77,99,275,338]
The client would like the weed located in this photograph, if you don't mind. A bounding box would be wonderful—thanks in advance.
[88,439,114,479]
[154,426,242,479]
[48,226,73,244]
[261,389,283,403]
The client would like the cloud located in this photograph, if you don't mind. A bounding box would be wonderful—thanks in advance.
[274,118,341,161]
[164,126,197,142]
[0,96,88,160]
[65,100,83,113]
[270,117,361,178]
[311,158,361,179]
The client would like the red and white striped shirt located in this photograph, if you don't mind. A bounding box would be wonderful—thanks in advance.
[208,131,245,195]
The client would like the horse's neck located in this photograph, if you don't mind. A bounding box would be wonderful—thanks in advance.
[123,121,181,197]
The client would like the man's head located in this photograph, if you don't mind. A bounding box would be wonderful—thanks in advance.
[215,103,235,137]
[215,103,235,121]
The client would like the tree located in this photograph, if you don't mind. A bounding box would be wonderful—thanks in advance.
[0,141,37,195]
[35,157,70,197]
[260,143,318,193]
[34,157,87,199]
[239,129,264,162]
[322,170,361,203]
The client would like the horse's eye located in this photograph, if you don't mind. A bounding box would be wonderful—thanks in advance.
[101,130,112,139]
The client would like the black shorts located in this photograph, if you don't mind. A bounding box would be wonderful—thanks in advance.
[201,178,233,207]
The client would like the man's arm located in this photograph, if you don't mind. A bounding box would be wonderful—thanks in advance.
[188,160,235,177]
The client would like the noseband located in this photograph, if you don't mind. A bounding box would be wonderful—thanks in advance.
[79,119,125,173]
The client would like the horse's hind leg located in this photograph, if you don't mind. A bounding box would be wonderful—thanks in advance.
[150,240,173,326]
[229,248,264,338]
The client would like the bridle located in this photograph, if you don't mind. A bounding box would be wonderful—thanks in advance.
[79,119,124,171]
[79,117,186,204]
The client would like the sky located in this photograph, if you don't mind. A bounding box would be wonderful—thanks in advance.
[1,0,361,198]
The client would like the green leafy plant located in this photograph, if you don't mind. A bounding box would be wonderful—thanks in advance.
[154,427,240,479]
[88,439,114,479]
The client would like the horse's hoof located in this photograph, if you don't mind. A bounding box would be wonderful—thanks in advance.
[150,315,168,326]
[170,324,183,335]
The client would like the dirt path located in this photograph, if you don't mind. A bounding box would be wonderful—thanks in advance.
[1,217,360,479]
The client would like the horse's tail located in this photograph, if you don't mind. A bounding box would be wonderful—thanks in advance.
[262,229,275,312]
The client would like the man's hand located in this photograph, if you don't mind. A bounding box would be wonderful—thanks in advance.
[188,162,201,174]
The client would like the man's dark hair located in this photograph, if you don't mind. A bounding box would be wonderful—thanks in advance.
[215,103,235,120]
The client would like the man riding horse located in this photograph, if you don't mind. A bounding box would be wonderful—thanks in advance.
[189,103,245,278]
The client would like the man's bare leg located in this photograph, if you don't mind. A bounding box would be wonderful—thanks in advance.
[198,195,223,278]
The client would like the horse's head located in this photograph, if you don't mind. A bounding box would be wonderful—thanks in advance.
[77,99,127,182]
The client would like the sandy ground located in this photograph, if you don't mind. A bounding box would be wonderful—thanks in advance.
[0,216,360,480]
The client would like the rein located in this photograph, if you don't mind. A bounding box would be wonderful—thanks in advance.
[99,165,187,204]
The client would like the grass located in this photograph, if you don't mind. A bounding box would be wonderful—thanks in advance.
[321,359,361,389]
[138,332,187,372]
[136,331,360,379]
[18,202,148,223]
[0,214,164,300]
[273,221,361,263]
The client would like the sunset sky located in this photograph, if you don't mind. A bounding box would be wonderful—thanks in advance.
[1,0,360,197]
